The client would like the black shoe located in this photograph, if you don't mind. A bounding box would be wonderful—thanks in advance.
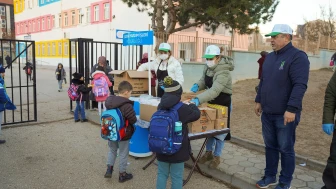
[119,172,133,183]
[104,165,113,178]
[0,140,6,144]
[81,119,88,122]
[75,119,80,122]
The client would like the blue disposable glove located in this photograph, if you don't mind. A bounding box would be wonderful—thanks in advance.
[190,84,199,93]
[160,86,165,90]
[190,98,200,106]
[322,124,334,135]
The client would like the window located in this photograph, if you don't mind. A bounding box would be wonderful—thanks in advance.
[86,7,91,23]
[1,20,6,28]
[47,43,50,56]
[78,9,82,24]
[94,5,99,21]
[47,17,50,29]
[71,43,75,55]
[17,24,20,34]
[58,42,62,55]
[64,13,68,26]
[64,42,68,55]
[37,20,40,31]
[15,3,18,12]
[52,15,55,28]
[71,11,75,25]
[32,21,35,32]
[19,2,22,11]
[21,23,24,33]
[104,3,110,20]
[52,42,56,55]
[58,14,61,27]
[0,6,5,16]
[37,44,40,55]
[42,18,45,30]
[42,44,45,55]
[28,22,31,32]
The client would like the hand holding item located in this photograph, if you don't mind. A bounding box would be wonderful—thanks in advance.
[254,103,262,117]
[190,84,199,93]
[189,98,200,106]
[322,124,334,135]
[284,111,295,125]
[56,72,59,75]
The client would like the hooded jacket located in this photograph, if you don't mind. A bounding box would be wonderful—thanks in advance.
[71,78,92,102]
[137,56,184,86]
[255,42,309,115]
[55,64,66,80]
[105,95,137,125]
[91,70,112,102]
[156,88,201,163]
[323,71,336,124]
[196,56,234,104]
[0,77,16,112]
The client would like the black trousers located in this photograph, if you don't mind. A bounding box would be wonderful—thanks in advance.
[322,130,336,188]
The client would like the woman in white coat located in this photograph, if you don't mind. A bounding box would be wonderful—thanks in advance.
[137,43,184,97]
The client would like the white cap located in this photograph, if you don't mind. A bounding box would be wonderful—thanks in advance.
[158,43,171,52]
[203,45,220,58]
[265,24,293,37]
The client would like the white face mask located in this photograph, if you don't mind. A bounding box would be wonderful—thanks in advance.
[159,54,169,60]
[206,60,216,67]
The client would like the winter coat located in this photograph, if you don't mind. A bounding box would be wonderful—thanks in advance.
[156,90,201,163]
[137,56,184,86]
[71,78,92,102]
[196,56,234,104]
[137,58,157,87]
[0,77,16,112]
[323,71,336,124]
[91,71,112,102]
[255,42,310,116]
[105,95,137,125]
[55,68,66,80]
[331,52,336,61]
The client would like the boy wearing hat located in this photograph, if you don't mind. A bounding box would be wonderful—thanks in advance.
[0,67,16,144]
[71,72,92,122]
[155,76,200,189]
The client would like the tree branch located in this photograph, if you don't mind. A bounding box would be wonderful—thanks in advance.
[171,21,207,33]
[166,0,178,33]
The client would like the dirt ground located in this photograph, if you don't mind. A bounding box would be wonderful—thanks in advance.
[231,68,333,163]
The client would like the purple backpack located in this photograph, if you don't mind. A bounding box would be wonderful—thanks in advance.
[93,77,109,97]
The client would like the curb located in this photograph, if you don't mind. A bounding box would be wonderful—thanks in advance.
[230,136,326,173]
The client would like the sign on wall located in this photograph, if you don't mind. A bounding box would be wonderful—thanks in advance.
[116,29,136,39]
[122,31,154,46]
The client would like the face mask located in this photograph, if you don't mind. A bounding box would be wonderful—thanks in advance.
[159,54,169,60]
[206,60,215,67]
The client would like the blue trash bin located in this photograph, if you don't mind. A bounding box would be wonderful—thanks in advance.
[129,125,152,157]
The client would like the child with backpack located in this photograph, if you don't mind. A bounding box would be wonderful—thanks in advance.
[23,62,33,81]
[102,81,136,182]
[91,66,112,115]
[55,63,66,92]
[149,76,200,189]
[69,72,92,122]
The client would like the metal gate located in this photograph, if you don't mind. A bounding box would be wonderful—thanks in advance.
[68,38,143,111]
[0,39,37,125]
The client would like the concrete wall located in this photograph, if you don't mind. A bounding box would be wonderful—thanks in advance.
[181,49,335,91]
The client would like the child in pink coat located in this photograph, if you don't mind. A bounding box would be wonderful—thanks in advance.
[91,66,112,115]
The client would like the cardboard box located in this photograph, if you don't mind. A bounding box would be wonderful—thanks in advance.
[188,107,216,133]
[214,118,227,130]
[139,103,157,122]
[207,104,229,118]
[111,70,149,96]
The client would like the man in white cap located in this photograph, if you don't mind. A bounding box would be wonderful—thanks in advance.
[254,24,310,189]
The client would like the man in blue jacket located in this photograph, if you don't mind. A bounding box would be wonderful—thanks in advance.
[254,24,310,189]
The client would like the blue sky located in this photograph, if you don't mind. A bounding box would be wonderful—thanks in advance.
[258,0,336,35]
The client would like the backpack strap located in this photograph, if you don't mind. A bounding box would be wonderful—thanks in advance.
[171,102,183,111]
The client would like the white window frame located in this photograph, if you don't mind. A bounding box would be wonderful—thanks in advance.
[41,18,45,30]
[71,11,75,25]
[86,7,91,23]
[47,17,50,29]
[104,3,109,20]
[58,42,62,55]
[64,42,68,55]
[64,13,68,26]
[94,5,99,22]
[78,9,82,24]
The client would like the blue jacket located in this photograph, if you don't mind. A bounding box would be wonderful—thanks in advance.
[255,42,309,115]
[0,77,16,112]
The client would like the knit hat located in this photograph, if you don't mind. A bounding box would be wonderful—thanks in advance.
[98,56,106,64]
[0,67,6,73]
[97,66,105,71]
[72,72,83,79]
[163,76,181,93]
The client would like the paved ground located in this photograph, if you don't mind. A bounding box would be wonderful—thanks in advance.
[0,120,231,189]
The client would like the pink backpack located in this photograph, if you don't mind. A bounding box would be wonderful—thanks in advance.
[68,84,81,101]
[93,77,109,97]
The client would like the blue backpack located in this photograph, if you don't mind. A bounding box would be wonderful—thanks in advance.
[101,109,135,141]
[148,102,184,155]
